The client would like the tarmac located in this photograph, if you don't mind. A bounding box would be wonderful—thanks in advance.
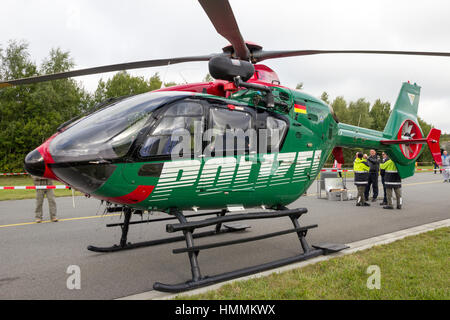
[0,172,449,299]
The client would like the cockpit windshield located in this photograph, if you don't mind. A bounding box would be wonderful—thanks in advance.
[49,91,189,163]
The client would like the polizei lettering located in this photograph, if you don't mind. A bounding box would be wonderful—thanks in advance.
[150,150,322,199]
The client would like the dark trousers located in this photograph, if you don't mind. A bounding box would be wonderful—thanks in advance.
[381,175,387,203]
[364,172,379,200]
[434,163,441,174]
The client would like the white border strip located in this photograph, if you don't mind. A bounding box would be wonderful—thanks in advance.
[0,185,69,190]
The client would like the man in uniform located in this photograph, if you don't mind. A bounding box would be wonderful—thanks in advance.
[32,176,58,223]
[353,152,370,206]
[379,152,388,206]
[364,149,380,202]
[379,158,402,210]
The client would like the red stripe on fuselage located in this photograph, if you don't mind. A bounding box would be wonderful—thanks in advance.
[107,185,155,205]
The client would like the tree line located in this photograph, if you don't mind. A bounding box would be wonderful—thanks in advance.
[0,40,443,171]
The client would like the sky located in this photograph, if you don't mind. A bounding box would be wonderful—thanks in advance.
[2,0,450,132]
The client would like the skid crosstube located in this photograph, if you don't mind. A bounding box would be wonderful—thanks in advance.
[87,208,249,253]
[153,206,348,293]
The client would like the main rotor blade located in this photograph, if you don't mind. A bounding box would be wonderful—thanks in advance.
[0,54,220,87]
[198,0,250,60]
[253,49,450,63]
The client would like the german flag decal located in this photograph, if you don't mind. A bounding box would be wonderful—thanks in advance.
[294,103,307,114]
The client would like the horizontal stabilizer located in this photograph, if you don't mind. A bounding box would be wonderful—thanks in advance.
[381,128,442,165]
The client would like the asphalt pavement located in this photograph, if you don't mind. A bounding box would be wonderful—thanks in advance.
[0,172,448,299]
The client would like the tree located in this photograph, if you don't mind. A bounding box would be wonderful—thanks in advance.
[295,82,303,90]
[320,92,330,104]
[331,96,348,123]
[369,99,391,131]
[0,41,89,171]
[347,98,372,128]
[94,71,151,103]
[203,73,214,82]
[94,71,179,104]
[0,40,37,80]
[149,73,162,91]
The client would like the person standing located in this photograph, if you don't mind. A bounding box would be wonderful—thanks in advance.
[433,160,441,174]
[442,151,450,182]
[353,152,370,206]
[364,149,380,202]
[333,159,343,178]
[380,158,402,210]
[380,152,388,206]
[32,176,58,223]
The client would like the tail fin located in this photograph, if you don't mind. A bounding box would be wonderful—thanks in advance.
[383,82,421,139]
[381,82,441,177]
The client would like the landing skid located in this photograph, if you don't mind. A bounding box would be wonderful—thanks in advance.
[88,206,348,293]
[154,206,348,293]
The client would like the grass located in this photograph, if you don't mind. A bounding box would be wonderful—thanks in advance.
[0,176,82,201]
[177,227,450,300]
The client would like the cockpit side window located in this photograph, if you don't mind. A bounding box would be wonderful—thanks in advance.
[139,100,204,158]
[48,92,183,163]
[266,116,287,153]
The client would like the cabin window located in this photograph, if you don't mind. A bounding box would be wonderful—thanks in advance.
[139,100,204,157]
[204,107,253,156]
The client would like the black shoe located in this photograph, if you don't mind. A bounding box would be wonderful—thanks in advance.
[383,205,394,210]
[371,198,377,202]
[362,202,370,206]
[397,205,402,209]
[356,203,361,206]
[380,201,387,206]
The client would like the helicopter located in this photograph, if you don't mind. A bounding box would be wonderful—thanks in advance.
[2,0,446,292]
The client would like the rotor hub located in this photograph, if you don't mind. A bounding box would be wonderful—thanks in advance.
[222,41,263,59]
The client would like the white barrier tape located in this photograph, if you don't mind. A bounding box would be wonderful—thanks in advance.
[321,168,436,172]
[0,172,28,176]
[0,185,70,190]
[321,168,352,172]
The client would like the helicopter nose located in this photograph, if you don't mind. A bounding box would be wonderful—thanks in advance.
[24,149,46,177]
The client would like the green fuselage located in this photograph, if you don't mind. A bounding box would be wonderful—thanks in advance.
[86,87,337,211]
[48,82,424,212]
